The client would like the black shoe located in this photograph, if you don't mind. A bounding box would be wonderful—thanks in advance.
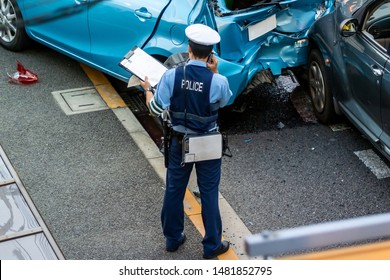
[166,233,186,252]
[203,240,230,259]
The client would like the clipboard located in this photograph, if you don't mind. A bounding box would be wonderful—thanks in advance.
[119,46,168,88]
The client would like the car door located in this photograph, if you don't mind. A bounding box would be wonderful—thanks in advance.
[338,0,390,140]
[380,57,390,158]
[22,0,90,58]
[87,0,171,80]
[340,30,386,139]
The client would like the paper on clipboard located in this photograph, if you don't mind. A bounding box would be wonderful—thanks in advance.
[119,46,168,88]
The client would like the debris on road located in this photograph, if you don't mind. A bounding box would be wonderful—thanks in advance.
[7,61,38,84]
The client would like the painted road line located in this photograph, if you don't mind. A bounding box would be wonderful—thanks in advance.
[85,65,244,259]
[354,149,390,179]
[184,188,239,260]
[80,64,127,109]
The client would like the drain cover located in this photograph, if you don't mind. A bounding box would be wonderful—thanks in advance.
[117,87,149,115]
[52,87,108,115]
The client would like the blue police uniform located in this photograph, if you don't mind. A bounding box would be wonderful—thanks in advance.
[149,59,232,256]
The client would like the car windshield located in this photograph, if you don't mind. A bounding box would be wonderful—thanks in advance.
[339,0,369,16]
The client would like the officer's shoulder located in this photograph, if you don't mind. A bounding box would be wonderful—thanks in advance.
[212,73,229,83]
[162,68,176,78]
[166,68,176,74]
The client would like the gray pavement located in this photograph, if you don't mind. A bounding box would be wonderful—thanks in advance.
[0,46,205,259]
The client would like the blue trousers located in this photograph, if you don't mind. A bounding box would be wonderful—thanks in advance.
[161,136,222,255]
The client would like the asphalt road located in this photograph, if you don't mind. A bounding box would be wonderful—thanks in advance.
[218,78,390,236]
[1,43,390,260]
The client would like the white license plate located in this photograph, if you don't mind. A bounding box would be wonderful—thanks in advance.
[248,14,277,41]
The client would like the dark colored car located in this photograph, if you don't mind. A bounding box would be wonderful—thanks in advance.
[307,0,390,160]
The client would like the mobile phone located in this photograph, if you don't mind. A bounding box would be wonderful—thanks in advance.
[207,53,213,63]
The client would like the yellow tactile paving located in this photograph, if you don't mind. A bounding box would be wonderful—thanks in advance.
[84,64,239,260]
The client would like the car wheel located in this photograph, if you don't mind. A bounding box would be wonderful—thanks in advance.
[308,49,337,124]
[0,0,29,51]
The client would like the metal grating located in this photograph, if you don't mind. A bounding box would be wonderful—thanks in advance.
[117,87,149,115]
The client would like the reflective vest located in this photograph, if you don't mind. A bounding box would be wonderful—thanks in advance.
[169,64,219,133]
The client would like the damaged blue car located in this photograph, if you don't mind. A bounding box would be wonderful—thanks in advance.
[1,0,333,104]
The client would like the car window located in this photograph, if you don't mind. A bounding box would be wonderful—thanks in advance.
[366,2,390,25]
[338,0,368,16]
[363,1,390,51]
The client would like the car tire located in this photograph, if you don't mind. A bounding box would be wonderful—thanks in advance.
[0,0,29,51]
[308,49,337,124]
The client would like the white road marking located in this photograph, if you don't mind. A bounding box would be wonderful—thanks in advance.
[354,149,390,179]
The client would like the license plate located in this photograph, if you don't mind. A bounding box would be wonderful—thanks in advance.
[248,14,277,41]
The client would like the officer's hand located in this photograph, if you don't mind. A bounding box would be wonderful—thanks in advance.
[207,55,219,74]
[139,76,152,92]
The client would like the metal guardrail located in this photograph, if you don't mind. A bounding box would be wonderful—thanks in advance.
[245,212,390,258]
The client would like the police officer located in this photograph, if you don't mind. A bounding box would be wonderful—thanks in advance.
[140,24,232,259]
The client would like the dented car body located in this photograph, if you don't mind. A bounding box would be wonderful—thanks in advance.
[1,0,333,104]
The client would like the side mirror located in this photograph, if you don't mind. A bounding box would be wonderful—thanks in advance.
[340,18,359,37]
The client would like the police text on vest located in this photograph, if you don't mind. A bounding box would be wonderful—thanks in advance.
[181,79,204,92]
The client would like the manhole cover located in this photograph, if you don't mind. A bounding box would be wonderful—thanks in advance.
[52,87,108,115]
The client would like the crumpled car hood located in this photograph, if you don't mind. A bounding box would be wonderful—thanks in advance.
[276,0,332,33]
[213,0,334,63]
